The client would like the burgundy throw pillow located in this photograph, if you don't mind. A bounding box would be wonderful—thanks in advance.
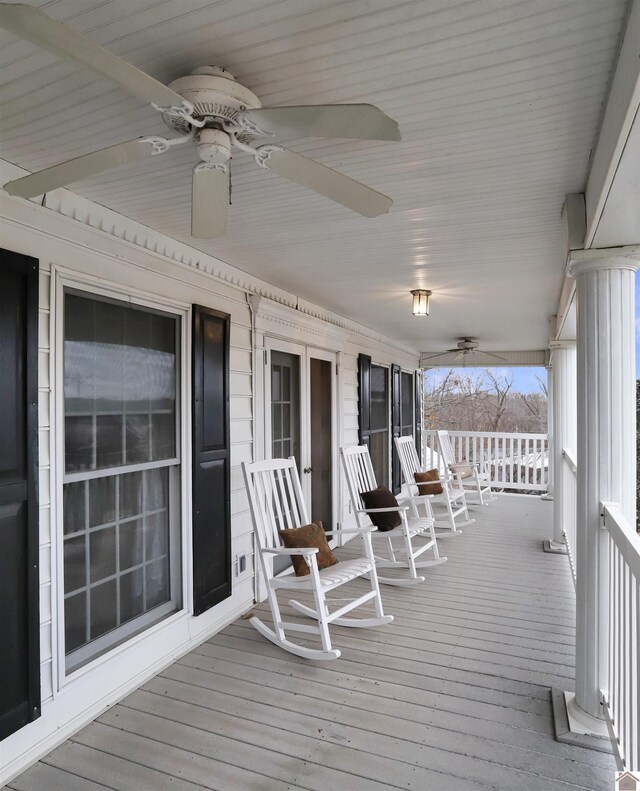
[360,485,401,532]
[278,521,338,577]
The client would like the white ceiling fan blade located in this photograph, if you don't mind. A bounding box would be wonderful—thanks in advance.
[240,104,401,141]
[423,349,460,361]
[453,351,466,362]
[474,350,509,363]
[257,146,392,218]
[191,164,228,239]
[3,137,177,199]
[0,4,192,116]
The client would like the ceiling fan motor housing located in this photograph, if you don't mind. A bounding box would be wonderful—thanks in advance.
[162,66,261,136]
[196,128,231,165]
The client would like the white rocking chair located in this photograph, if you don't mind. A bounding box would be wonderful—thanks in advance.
[242,456,393,661]
[395,435,474,536]
[436,429,497,505]
[340,444,446,587]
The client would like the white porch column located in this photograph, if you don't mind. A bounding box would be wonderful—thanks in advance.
[542,362,554,500]
[569,252,639,725]
[549,342,576,548]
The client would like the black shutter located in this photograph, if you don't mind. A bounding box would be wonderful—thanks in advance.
[415,370,422,463]
[357,353,371,448]
[391,364,402,493]
[0,249,40,740]
[192,306,231,615]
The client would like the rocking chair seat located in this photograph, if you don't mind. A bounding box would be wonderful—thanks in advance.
[273,557,375,591]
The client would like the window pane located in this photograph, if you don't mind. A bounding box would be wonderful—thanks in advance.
[64,481,86,535]
[120,568,144,624]
[64,535,86,594]
[146,558,169,609]
[65,592,87,653]
[120,471,143,519]
[88,476,116,528]
[119,519,144,571]
[89,527,116,583]
[64,294,176,473]
[126,414,151,464]
[150,413,174,460]
[90,579,117,640]
[65,416,93,472]
[370,366,388,430]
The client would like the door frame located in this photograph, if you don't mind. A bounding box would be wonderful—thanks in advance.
[264,337,339,546]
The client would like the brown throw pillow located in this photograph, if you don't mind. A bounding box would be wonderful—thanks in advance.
[278,521,338,577]
[449,459,474,479]
[360,485,401,532]
[414,469,443,495]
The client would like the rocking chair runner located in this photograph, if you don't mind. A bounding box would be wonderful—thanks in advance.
[394,435,474,536]
[340,444,446,587]
[436,430,497,505]
[242,456,393,661]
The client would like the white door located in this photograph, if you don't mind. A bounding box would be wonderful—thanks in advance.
[265,339,338,541]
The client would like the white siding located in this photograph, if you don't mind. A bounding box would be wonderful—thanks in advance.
[0,192,419,785]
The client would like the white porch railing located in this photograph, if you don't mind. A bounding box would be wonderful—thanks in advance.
[561,448,578,586]
[600,502,640,773]
[423,430,549,492]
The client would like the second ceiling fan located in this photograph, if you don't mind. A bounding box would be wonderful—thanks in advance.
[423,338,509,364]
[0,4,401,239]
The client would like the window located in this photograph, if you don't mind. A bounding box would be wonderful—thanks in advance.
[400,372,414,438]
[369,364,390,486]
[62,291,181,672]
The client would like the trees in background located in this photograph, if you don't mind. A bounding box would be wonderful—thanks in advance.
[423,369,547,433]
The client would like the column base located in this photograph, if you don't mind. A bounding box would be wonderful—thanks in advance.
[550,688,613,753]
[540,492,554,501]
[543,539,567,554]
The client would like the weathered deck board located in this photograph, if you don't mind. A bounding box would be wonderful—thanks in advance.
[10,495,617,790]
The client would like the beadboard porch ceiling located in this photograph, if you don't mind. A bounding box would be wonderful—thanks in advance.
[0,0,630,351]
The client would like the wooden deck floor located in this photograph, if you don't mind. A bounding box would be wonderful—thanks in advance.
[10,496,616,790]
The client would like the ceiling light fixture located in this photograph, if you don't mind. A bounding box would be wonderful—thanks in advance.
[411,289,431,316]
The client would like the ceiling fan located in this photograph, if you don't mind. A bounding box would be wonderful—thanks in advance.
[423,338,509,364]
[0,4,401,239]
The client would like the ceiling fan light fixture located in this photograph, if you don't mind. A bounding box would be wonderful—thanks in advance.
[411,289,431,316]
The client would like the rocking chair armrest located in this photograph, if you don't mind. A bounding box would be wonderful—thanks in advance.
[356,505,410,514]
[323,526,376,536]
[262,546,319,556]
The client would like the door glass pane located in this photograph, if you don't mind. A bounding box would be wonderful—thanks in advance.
[271,352,300,468]
[369,431,389,488]
[310,358,332,531]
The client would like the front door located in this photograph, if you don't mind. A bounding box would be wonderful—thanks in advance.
[266,340,337,538]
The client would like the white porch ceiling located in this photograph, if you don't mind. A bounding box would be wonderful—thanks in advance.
[0,0,630,352]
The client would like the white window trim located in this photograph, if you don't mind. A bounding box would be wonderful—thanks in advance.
[51,266,193,691]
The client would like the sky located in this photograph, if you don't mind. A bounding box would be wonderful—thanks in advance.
[427,270,640,391]
[425,366,547,395]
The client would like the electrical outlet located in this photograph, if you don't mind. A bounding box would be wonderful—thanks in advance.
[239,554,246,573]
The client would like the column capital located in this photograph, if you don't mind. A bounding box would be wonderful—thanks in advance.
[568,246,640,277]
[549,340,576,351]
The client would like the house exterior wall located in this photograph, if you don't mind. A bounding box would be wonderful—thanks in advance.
[0,191,419,783]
